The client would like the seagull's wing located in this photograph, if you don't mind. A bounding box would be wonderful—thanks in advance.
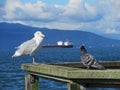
[17,39,32,49]
[30,37,43,55]
[13,38,37,57]
[21,39,37,54]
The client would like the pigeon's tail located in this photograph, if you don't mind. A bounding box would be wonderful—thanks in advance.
[92,62,106,70]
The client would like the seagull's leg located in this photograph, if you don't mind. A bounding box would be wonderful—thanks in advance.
[32,55,37,64]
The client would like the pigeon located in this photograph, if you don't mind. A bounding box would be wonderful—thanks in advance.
[12,31,45,64]
[80,45,105,70]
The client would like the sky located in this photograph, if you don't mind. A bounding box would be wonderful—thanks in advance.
[0,0,120,39]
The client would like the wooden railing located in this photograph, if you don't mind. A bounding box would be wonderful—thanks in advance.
[21,61,120,90]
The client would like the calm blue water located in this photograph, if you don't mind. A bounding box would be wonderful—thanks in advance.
[0,47,120,90]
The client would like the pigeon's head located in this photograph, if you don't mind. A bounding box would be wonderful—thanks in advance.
[80,45,85,50]
[80,45,87,52]
[34,31,45,38]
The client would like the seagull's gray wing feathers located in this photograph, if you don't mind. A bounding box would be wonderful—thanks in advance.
[13,38,37,57]
[12,31,45,64]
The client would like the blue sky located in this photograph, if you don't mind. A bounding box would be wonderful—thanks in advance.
[0,0,97,4]
[0,0,120,39]
[20,0,97,5]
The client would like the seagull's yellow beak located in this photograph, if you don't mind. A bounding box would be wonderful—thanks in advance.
[41,34,45,38]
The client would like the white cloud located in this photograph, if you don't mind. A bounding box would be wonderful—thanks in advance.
[1,0,120,35]
[105,28,120,34]
[62,0,101,22]
[97,0,120,21]
[3,0,60,22]
[2,0,101,23]
[3,0,21,20]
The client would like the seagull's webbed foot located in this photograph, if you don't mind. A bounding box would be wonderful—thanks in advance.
[32,56,39,65]
[32,62,38,64]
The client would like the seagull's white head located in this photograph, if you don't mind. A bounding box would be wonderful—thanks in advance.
[34,31,45,38]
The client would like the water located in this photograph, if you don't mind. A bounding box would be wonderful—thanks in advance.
[0,47,120,90]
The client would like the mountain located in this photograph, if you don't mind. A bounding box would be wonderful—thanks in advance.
[1,22,120,50]
[101,34,120,40]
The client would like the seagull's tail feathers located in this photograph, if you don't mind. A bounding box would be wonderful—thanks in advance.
[12,51,21,58]
[92,62,106,70]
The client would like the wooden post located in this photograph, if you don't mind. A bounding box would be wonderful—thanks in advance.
[68,82,86,90]
[25,73,39,90]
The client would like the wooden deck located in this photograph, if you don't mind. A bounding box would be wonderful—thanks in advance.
[21,61,120,90]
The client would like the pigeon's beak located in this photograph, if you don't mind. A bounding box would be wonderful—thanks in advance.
[80,45,82,49]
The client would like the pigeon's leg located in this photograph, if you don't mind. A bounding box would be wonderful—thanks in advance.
[86,66,90,70]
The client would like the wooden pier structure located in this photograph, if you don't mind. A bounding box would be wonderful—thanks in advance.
[21,61,120,90]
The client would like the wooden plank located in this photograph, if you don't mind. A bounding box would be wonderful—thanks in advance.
[22,63,80,78]
[22,63,120,79]
[68,69,120,79]
[51,61,120,68]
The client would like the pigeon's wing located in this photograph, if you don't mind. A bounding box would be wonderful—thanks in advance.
[81,54,105,69]
[92,61,105,69]
[81,53,96,67]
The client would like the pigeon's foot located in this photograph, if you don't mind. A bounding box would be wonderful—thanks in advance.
[86,67,90,70]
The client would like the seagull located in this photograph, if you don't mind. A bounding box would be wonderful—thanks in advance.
[80,45,105,70]
[12,31,45,64]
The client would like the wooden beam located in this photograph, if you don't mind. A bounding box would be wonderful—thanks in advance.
[29,72,73,83]
[68,82,86,90]
[25,73,39,90]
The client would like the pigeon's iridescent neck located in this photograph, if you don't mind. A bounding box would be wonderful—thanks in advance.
[81,49,87,55]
